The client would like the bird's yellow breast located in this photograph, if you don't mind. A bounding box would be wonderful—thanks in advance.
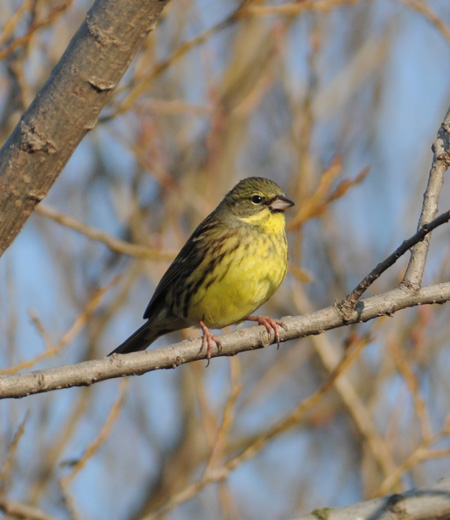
[186,212,288,329]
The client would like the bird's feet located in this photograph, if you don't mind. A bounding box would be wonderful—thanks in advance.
[246,315,287,349]
[199,320,222,366]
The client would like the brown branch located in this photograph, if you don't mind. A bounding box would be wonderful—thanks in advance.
[0,1,74,61]
[1,281,450,399]
[60,379,127,484]
[0,498,58,520]
[108,0,251,119]
[145,340,362,520]
[399,0,450,45]
[0,278,119,376]
[0,0,170,257]
[241,0,367,16]
[35,204,176,260]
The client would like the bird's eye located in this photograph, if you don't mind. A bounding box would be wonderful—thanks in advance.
[251,195,264,204]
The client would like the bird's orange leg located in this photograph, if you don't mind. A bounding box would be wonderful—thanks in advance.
[246,316,287,349]
[199,320,222,366]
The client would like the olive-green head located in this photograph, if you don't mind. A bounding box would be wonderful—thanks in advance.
[219,177,294,220]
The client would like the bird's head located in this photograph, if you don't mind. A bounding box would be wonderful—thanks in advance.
[219,177,294,230]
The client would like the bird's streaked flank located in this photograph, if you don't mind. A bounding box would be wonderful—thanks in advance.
[109,177,294,362]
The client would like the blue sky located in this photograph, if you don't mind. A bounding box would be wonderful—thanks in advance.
[1,1,450,518]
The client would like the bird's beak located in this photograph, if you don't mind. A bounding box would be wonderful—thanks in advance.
[269,195,295,212]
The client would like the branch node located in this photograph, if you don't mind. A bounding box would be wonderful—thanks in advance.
[20,121,57,154]
[87,77,116,93]
[386,493,405,511]
[86,13,121,46]
[27,191,45,204]
[432,121,450,165]
[335,298,358,322]
[437,151,450,167]
[398,279,418,293]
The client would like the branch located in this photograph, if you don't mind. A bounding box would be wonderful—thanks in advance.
[2,282,450,399]
[336,208,450,318]
[293,476,450,520]
[0,497,58,520]
[0,0,170,257]
[335,104,450,318]
[402,106,450,288]
[35,203,176,260]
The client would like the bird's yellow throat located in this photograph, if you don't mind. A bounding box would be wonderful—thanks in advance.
[238,208,286,235]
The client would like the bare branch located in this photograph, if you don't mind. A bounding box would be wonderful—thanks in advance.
[292,476,450,520]
[2,282,450,399]
[35,204,176,260]
[0,498,58,520]
[402,106,450,289]
[398,0,450,44]
[337,208,450,318]
[334,104,450,318]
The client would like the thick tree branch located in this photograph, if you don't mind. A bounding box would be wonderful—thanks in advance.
[0,0,170,257]
[1,282,450,399]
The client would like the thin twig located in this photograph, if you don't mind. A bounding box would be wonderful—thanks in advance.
[145,338,362,520]
[398,0,450,44]
[35,204,175,260]
[336,209,450,319]
[0,1,74,60]
[0,412,29,486]
[60,379,128,484]
[0,277,120,376]
[0,498,58,520]
[242,0,367,16]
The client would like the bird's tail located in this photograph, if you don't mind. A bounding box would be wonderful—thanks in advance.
[108,322,160,355]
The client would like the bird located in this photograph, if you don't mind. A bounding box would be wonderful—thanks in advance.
[109,177,294,362]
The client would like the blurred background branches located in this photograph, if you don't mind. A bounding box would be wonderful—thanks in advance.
[1,0,450,519]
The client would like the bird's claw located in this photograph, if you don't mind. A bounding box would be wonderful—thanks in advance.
[247,315,287,349]
[199,320,222,366]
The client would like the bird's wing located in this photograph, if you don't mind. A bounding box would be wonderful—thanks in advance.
[143,213,222,321]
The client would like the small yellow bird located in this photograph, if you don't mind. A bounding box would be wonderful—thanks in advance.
[109,177,294,360]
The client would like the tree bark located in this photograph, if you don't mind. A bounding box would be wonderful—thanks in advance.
[0,0,170,256]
